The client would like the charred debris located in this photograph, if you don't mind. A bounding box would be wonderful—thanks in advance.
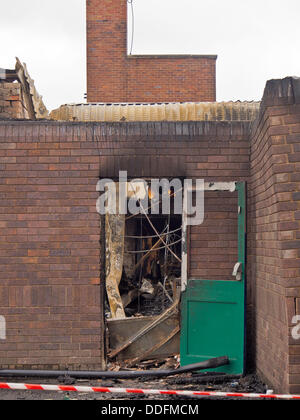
[104,185,184,368]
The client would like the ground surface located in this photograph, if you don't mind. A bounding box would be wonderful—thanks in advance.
[0,374,267,400]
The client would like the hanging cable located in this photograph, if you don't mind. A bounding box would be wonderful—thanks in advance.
[128,181,182,263]
[125,238,182,254]
[127,0,135,55]
[124,226,181,240]
[163,215,171,310]
[126,187,184,221]
[138,214,143,313]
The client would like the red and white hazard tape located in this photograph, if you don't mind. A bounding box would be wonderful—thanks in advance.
[0,382,299,399]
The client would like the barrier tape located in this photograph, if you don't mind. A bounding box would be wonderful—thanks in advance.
[0,382,299,399]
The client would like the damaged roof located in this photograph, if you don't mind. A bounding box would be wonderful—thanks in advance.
[0,58,49,120]
[50,101,260,123]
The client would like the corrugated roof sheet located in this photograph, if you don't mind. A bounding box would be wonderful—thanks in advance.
[50,101,260,123]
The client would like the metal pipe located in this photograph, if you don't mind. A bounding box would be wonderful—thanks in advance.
[0,356,229,380]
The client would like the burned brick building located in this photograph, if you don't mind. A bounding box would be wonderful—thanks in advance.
[0,0,300,395]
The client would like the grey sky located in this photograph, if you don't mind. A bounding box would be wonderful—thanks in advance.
[1,0,300,111]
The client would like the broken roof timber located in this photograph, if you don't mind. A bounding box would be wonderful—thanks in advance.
[15,58,49,120]
[0,58,49,120]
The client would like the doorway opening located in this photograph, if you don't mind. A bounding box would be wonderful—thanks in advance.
[104,180,183,365]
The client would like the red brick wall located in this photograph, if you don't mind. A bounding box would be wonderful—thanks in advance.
[86,0,216,103]
[249,77,300,393]
[189,191,238,281]
[0,123,102,369]
[184,124,250,281]
[0,120,250,369]
[0,83,24,119]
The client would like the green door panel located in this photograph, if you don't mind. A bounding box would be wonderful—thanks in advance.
[180,182,246,375]
[180,279,245,374]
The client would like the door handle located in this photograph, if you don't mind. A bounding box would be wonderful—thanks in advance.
[232,262,242,281]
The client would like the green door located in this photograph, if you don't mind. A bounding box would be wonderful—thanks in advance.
[180,182,246,375]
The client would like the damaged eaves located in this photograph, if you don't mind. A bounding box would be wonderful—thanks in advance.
[0,58,49,120]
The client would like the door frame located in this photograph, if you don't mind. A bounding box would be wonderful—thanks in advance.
[180,181,247,374]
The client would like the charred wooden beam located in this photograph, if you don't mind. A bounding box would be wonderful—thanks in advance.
[0,68,18,83]
[108,299,179,359]
[127,325,180,367]
[105,213,126,319]
[99,214,107,370]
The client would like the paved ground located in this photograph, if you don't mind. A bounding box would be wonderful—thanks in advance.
[0,374,267,400]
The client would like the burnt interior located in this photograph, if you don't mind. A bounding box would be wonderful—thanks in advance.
[104,211,182,319]
[121,214,182,317]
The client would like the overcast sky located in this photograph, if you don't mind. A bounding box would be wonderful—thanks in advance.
[1,0,300,111]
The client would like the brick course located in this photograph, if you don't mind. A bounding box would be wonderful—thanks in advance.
[86,0,216,103]
[0,83,24,120]
[249,78,300,393]
[0,122,102,369]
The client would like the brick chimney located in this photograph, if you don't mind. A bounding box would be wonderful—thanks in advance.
[86,0,217,103]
